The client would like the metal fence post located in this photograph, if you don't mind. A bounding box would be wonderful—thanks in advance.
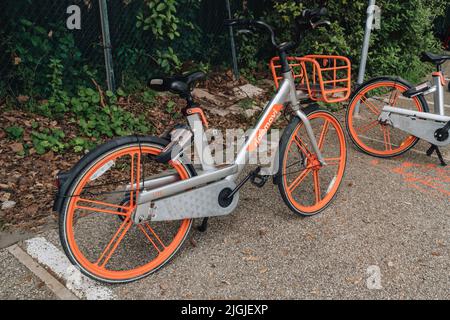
[99,0,116,92]
[225,0,240,80]
[355,0,376,115]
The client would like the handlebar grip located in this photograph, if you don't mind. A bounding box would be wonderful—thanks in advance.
[319,8,328,16]
[224,19,278,48]
[302,7,328,20]
[224,19,253,27]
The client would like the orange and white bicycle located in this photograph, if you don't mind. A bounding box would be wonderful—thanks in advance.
[53,8,350,283]
[346,52,450,166]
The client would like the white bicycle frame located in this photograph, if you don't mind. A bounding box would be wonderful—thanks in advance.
[378,72,450,147]
[132,71,325,223]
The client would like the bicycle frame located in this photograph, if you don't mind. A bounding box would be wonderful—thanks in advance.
[432,71,446,116]
[133,71,325,222]
[378,71,450,146]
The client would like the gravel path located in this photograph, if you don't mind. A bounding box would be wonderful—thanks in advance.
[0,249,56,300]
[0,59,449,299]
[11,142,447,300]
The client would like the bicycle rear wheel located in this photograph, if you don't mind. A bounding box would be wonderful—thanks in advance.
[59,136,195,283]
[278,109,347,216]
[346,77,428,158]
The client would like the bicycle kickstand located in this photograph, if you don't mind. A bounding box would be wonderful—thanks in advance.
[426,144,447,166]
[197,218,209,233]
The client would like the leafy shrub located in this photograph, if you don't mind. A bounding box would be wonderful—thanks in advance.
[1,0,447,99]
[31,128,66,154]
[141,90,157,104]
[4,19,95,100]
[270,0,448,83]
[37,58,70,117]
[5,126,25,140]
[137,0,182,72]
[1,0,448,160]
[40,86,150,140]
[70,137,95,153]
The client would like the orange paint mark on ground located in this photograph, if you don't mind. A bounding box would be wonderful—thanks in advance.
[370,160,450,197]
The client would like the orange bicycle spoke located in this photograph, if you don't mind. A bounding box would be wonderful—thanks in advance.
[389,89,400,106]
[313,170,321,203]
[96,217,132,268]
[74,205,128,216]
[138,223,166,254]
[135,152,141,203]
[145,223,166,249]
[381,126,393,151]
[76,198,130,211]
[360,95,381,116]
[129,154,135,207]
[288,168,312,193]
[138,225,162,253]
[355,120,379,135]
[129,152,142,208]
[318,120,330,150]
[324,157,342,166]
[293,135,313,158]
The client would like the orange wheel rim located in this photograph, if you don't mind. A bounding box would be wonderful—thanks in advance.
[347,81,423,156]
[283,112,346,214]
[65,146,191,281]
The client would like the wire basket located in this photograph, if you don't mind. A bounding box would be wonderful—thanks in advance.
[270,55,352,103]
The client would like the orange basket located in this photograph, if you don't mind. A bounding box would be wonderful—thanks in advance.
[270,55,352,103]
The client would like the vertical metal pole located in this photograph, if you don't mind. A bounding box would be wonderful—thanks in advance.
[99,0,116,92]
[225,0,239,80]
[355,0,376,114]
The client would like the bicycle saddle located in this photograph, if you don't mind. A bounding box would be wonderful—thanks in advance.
[149,71,206,97]
[421,52,450,65]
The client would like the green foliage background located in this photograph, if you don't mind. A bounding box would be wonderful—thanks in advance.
[0,0,448,155]
[1,0,448,101]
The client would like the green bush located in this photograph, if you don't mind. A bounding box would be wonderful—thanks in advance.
[31,128,66,155]
[75,88,151,138]
[1,0,448,148]
[3,19,96,100]
[270,0,448,83]
[5,126,25,140]
[2,0,445,100]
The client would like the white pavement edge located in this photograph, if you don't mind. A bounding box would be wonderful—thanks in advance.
[7,244,78,300]
[17,237,116,300]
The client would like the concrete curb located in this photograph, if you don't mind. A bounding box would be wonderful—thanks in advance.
[7,244,78,300]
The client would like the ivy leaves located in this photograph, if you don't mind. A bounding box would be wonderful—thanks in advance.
[136,0,181,72]
[137,0,179,40]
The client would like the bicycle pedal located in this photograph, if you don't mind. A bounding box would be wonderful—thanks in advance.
[250,173,269,188]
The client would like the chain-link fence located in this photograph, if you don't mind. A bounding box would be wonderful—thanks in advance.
[435,5,450,49]
[0,0,247,102]
[106,0,240,86]
[0,0,107,100]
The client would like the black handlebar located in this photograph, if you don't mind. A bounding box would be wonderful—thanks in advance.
[224,19,278,47]
[224,7,329,52]
[302,7,328,20]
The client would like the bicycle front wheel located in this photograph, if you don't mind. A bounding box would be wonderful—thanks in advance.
[278,109,347,216]
[59,136,195,284]
[346,77,428,158]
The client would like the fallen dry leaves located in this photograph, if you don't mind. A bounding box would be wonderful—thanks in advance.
[0,73,266,232]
